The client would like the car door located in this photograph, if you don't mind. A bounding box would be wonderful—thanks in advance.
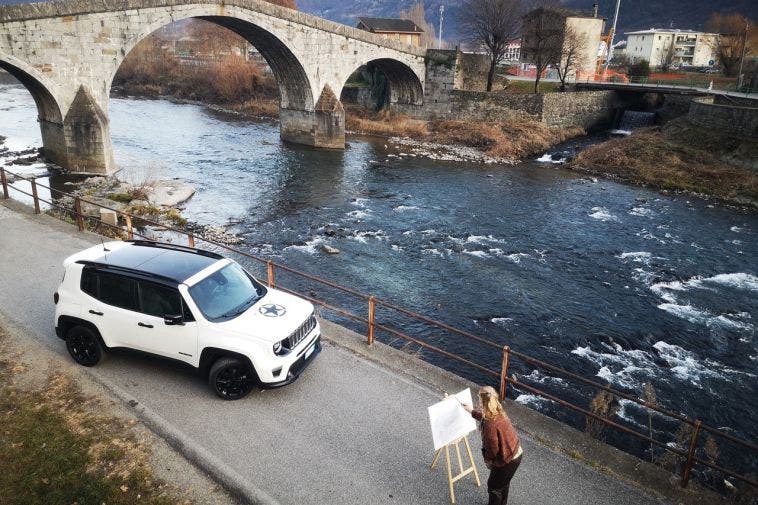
[135,280,198,363]
[88,269,141,349]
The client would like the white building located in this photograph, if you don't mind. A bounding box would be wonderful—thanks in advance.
[504,39,521,63]
[625,29,718,68]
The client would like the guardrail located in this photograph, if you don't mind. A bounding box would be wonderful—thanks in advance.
[2,166,756,492]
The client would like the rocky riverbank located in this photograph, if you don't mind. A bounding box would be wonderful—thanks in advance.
[569,118,758,208]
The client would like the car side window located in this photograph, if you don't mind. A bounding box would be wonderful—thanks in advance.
[97,271,139,311]
[138,281,182,318]
[80,266,98,297]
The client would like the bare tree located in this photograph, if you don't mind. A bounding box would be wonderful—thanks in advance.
[398,2,436,48]
[460,0,524,92]
[555,25,587,91]
[705,13,756,76]
[521,7,565,93]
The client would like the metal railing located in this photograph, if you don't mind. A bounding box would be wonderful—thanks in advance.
[579,74,758,96]
[2,166,756,492]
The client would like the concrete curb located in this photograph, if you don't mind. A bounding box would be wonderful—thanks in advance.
[81,368,281,505]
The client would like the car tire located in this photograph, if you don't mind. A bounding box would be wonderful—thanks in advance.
[65,325,104,367]
[209,357,254,400]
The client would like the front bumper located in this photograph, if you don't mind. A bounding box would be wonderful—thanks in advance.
[261,336,321,388]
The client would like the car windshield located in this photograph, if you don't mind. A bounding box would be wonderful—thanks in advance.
[189,262,265,321]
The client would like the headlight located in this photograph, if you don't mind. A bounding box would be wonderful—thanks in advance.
[273,340,289,356]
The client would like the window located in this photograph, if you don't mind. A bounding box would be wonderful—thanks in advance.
[138,281,182,318]
[81,266,98,297]
[97,271,138,311]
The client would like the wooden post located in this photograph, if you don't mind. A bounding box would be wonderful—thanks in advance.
[431,436,481,504]
[367,296,376,345]
[500,346,510,401]
[125,214,133,240]
[31,179,40,214]
[267,260,275,288]
[188,233,195,248]
[0,168,8,199]
[74,197,84,232]
[681,420,702,488]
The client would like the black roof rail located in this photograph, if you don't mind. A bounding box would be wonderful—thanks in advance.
[127,239,224,260]
[75,260,181,285]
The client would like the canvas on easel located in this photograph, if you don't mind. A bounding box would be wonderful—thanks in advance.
[428,388,481,504]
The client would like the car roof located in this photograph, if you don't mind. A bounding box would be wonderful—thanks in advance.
[79,241,223,284]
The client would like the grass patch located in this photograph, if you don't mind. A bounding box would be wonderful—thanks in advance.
[0,327,187,505]
[570,118,758,206]
[345,106,584,161]
[430,117,584,160]
[504,80,561,94]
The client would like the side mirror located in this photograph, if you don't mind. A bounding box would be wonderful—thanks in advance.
[164,314,184,326]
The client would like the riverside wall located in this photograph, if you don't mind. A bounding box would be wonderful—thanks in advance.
[688,96,758,138]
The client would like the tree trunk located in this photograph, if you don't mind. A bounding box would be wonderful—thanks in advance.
[486,58,497,92]
[534,73,541,93]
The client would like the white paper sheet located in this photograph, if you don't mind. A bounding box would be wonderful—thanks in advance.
[428,388,478,450]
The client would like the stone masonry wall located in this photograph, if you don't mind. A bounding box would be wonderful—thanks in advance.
[688,97,758,138]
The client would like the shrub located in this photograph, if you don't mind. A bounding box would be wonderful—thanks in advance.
[628,59,651,78]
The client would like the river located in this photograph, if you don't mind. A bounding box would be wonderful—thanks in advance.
[2,84,756,480]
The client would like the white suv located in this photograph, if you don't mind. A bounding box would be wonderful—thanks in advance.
[54,240,321,399]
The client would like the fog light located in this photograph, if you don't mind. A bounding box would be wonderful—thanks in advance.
[272,367,282,378]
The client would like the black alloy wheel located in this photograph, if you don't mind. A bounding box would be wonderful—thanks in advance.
[209,357,253,400]
[66,326,104,367]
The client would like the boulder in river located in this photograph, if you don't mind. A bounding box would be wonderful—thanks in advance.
[320,244,340,254]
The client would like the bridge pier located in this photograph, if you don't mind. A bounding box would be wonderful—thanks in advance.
[280,86,345,149]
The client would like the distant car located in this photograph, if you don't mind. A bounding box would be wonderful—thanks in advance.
[54,240,321,399]
[702,67,720,74]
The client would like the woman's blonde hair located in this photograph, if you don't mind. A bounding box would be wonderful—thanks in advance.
[479,386,506,421]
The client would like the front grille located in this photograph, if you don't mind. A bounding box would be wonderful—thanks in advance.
[286,314,316,350]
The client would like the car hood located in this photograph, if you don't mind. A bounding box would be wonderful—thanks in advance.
[215,288,314,344]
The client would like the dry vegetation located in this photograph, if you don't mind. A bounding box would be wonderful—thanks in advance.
[0,326,189,505]
[346,106,585,161]
[570,118,758,206]
[113,20,279,110]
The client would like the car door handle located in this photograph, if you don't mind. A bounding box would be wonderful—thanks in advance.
[138,322,153,328]
[89,310,103,316]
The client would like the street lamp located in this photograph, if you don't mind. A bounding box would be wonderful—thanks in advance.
[438,5,445,50]
[737,17,749,90]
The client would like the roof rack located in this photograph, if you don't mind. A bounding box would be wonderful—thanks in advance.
[127,239,224,260]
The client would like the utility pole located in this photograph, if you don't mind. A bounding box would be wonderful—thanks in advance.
[438,5,444,50]
[737,17,749,90]
[603,0,622,73]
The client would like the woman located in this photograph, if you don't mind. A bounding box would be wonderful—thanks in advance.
[462,386,523,505]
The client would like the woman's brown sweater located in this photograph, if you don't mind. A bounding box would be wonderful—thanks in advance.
[472,410,521,468]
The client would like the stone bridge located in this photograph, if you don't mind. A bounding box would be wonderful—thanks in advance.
[0,0,427,174]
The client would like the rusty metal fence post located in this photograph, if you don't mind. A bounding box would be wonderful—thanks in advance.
[125,214,133,239]
[188,233,195,248]
[500,346,511,401]
[0,168,8,199]
[73,197,84,232]
[267,260,276,288]
[367,296,376,345]
[31,179,40,214]
[681,420,702,488]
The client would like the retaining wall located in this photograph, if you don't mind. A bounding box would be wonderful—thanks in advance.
[688,96,758,138]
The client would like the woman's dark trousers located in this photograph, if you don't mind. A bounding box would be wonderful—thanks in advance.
[487,455,522,505]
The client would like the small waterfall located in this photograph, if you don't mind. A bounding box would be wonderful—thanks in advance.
[610,110,656,136]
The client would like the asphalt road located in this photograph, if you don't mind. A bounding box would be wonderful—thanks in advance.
[0,202,669,505]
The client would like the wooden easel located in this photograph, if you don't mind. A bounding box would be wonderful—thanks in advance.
[430,434,481,504]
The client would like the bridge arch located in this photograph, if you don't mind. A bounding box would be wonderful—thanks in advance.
[110,12,315,112]
[338,58,424,110]
[0,53,69,167]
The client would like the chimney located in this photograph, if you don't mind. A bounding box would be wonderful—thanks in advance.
[592,3,598,17]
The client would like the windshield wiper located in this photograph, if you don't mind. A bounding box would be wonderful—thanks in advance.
[219,295,258,319]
